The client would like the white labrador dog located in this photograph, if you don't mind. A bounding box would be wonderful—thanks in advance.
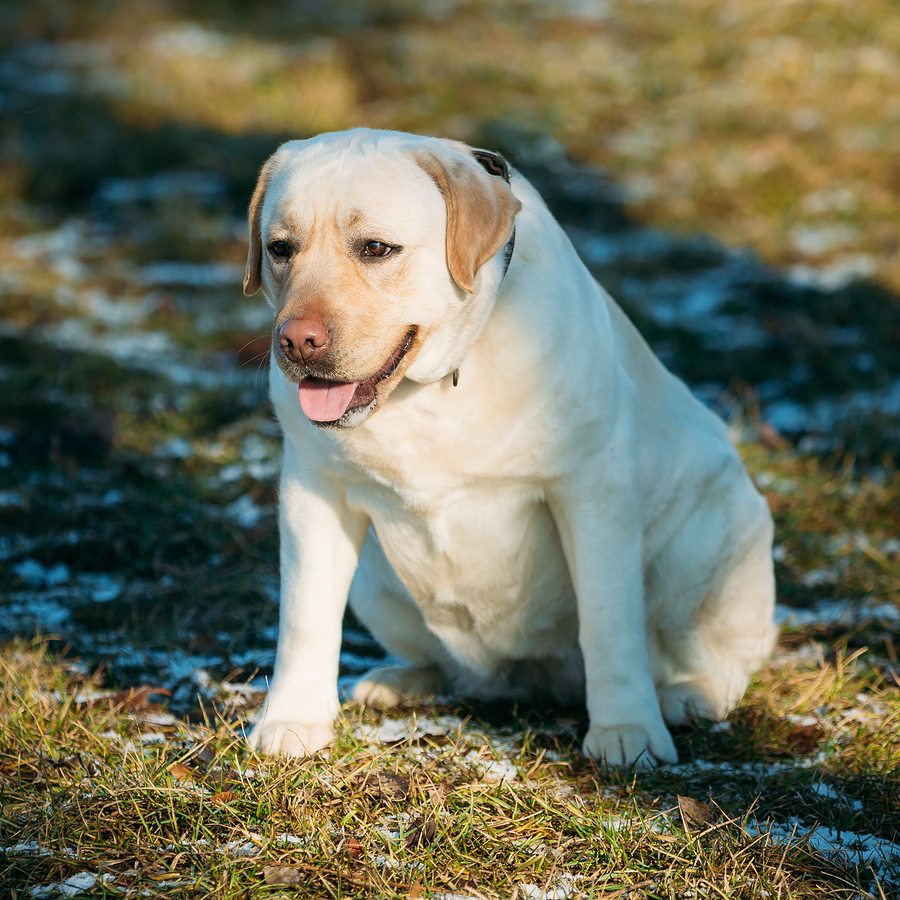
[243,128,776,768]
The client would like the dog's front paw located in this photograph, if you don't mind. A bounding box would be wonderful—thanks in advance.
[582,723,678,770]
[247,720,335,758]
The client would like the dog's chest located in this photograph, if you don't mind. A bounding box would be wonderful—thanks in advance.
[346,477,574,651]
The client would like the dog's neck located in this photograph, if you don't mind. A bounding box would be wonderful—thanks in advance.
[449,226,515,389]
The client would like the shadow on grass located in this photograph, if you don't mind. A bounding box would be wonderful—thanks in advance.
[5,81,897,458]
[0,334,284,692]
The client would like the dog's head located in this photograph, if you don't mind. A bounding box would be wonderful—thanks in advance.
[243,129,521,428]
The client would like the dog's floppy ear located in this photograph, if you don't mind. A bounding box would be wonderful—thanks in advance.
[415,146,521,294]
[243,153,281,296]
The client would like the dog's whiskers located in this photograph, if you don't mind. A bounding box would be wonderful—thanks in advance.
[240,348,270,369]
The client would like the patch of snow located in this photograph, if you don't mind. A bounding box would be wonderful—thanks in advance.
[771,642,823,667]
[465,751,518,783]
[801,186,859,216]
[0,591,72,633]
[800,567,838,588]
[96,171,225,206]
[621,173,659,202]
[274,833,309,846]
[128,732,167,747]
[76,289,154,328]
[667,755,828,777]
[599,816,631,831]
[230,647,276,670]
[810,781,865,812]
[157,437,192,459]
[764,380,900,438]
[3,841,50,856]
[241,434,280,479]
[745,818,900,881]
[786,714,819,728]
[76,573,121,603]
[137,261,241,288]
[789,254,877,291]
[810,781,839,800]
[226,494,264,529]
[73,687,115,704]
[222,839,259,858]
[140,712,178,727]
[74,489,125,509]
[38,316,172,362]
[149,24,232,58]
[535,0,610,21]
[217,463,246,483]
[13,220,90,262]
[366,719,416,744]
[356,714,465,744]
[13,559,70,587]
[0,316,246,392]
[376,812,411,842]
[790,223,858,257]
[164,838,210,851]
[776,598,900,630]
[339,650,386,673]
[518,875,579,899]
[28,872,115,897]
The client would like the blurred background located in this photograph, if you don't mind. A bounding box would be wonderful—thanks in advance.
[1,0,897,706]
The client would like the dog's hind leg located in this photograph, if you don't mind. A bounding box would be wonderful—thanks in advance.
[347,531,449,708]
[352,664,445,709]
[653,502,776,726]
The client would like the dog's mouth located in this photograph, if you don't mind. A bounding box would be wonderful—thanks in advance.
[297,326,417,426]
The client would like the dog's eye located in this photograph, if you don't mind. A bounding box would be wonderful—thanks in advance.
[268,240,293,260]
[361,240,396,259]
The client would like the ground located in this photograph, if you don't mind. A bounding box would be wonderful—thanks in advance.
[0,1,898,897]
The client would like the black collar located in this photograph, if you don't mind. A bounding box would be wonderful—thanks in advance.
[500,226,516,282]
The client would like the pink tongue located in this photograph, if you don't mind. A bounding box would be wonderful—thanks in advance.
[298,380,359,422]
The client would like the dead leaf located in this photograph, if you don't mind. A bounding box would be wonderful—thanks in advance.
[404,815,437,849]
[209,790,236,805]
[427,784,447,810]
[169,763,196,783]
[677,795,715,831]
[344,836,364,858]
[110,685,172,711]
[187,744,216,767]
[409,880,425,899]
[758,421,790,451]
[785,718,825,754]
[264,866,303,886]
[359,770,412,803]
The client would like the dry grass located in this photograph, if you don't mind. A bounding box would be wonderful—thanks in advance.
[6,0,900,289]
[1,636,897,898]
